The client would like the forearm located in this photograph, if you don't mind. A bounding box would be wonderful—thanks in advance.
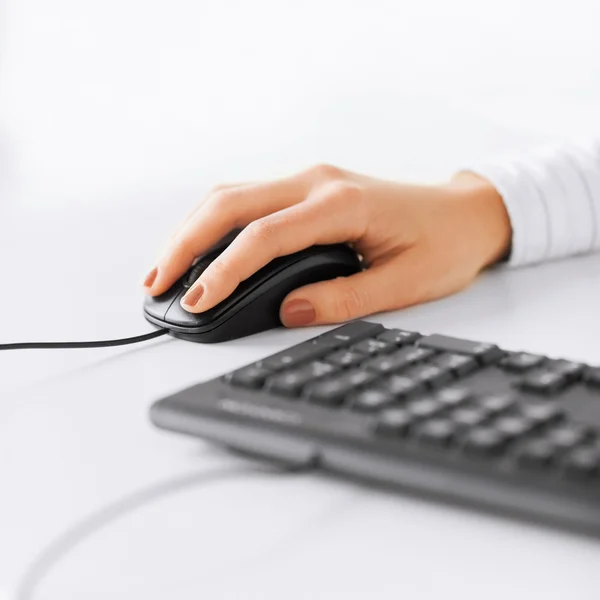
[460,138,600,267]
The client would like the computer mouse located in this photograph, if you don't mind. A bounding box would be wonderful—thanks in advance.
[143,229,362,343]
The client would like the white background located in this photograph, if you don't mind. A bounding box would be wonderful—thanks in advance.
[1,1,600,599]
[2,0,599,207]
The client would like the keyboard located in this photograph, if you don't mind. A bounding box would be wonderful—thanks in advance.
[150,320,600,537]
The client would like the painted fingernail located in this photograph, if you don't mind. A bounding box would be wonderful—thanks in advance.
[143,267,158,288]
[182,283,205,307]
[281,299,316,327]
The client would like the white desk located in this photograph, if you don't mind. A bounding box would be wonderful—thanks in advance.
[2,1,600,598]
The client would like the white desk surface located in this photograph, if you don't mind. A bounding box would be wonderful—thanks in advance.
[2,1,600,599]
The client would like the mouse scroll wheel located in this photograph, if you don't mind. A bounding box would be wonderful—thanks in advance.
[184,261,210,288]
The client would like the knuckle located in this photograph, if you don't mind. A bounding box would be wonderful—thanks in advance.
[333,280,368,320]
[322,180,367,237]
[305,163,344,181]
[209,189,238,211]
[168,236,195,261]
[245,218,280,247]
[326,180,363,205]
[207,258,239,285]
[208,183,229,195]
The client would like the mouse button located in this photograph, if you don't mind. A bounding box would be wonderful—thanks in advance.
[163,290,220,327]
[143,298,167,321]
[165,268,260,327]
[143,287,180,321]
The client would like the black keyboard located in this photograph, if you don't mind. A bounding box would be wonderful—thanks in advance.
[150,320,600,537]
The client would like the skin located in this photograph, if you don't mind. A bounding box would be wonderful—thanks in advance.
[142,165,511,327]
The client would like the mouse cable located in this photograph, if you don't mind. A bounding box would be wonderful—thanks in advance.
[0,328,169,351]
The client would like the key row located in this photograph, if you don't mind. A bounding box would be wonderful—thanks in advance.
[228,344,480,395]
[224,322,600,396]
[227,351,600,403]
[375,404,600,479]
[376,393,563,438]
[260,326,420,371]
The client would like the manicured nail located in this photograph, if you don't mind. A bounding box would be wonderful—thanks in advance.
[182,283,205,307]
[143,267,158,288]
[281,299,316,327]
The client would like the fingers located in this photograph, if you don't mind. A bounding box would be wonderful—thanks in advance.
[144,177,308,296]
[165,182,253,245]
[148,183,247,270]
[179,181,366,312]
[279,248,429,327]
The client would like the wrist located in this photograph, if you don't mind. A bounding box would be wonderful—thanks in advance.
[445,171,513,268]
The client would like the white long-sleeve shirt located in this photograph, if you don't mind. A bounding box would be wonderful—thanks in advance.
[466,139,600,267]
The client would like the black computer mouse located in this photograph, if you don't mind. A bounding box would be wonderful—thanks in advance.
[143,230,362,343]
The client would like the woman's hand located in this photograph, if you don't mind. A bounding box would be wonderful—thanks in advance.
[142,165,511,327]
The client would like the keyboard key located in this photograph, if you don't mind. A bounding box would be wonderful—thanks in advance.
[493,415,534,439]
[363,354,403,375]
[341,369,380,387]
[403,347,436,363]
[435,386,473,407]
[376,328,421,346]
[546,424,590,450]
[312,321,384,348]
[376,408,413,436]
[325,349,365,368]
[451,407,489,429]
[304,380,349,406]
[417,334,504,364]
[476,393,515,414]
[563,447,600,479]
[262,341,328,371]
[418,418,457,446]
[584,367,600,389]
[431,353,478,377]
[350,338,396,356]
[517,439,557,469]
[305,369,378,406]
[365,347,434,375]
[227,364,273,389]
[403,364,453,389]
[547,359,585,381]
[520,402,563,425]
[407,398,443,419]
[464,427,508,456]
[350,389,396,412]
[501,352,545,372]
[380,374,425,398]
[266,361,338,396]
[518,370,568,394]
[266,372,307,396]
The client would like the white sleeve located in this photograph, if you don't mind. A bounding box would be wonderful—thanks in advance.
[464,138,600,267]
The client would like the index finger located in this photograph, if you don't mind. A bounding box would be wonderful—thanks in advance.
[180,180,366,312]
[145,177,307,296]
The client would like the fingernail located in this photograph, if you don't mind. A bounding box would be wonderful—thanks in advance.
[143,267,158,288]
[281,299,316,327]
[182,283,205,307]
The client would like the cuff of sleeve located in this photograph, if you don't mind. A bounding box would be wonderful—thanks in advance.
[464,160,552,268]
[463,139,600,268]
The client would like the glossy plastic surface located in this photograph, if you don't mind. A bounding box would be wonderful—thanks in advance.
[143,238,362,342]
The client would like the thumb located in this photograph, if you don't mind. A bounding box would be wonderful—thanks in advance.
[279,253,423,327]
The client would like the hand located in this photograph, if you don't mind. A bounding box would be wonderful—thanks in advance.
[142,165,511,327]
